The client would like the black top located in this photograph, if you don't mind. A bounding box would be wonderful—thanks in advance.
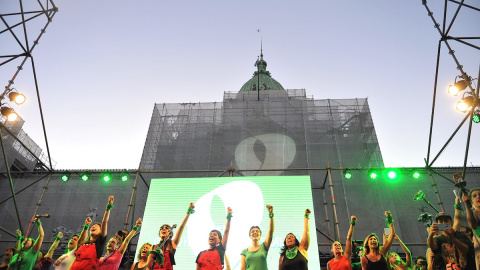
[365,255,388,270]
[132,262,148,270]
[281,251,308,270]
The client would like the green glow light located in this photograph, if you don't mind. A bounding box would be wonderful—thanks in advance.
[103,173,112,182]
[473,114,480,123]
[81,174,89,182]
[344,171,352,180]
[369,171,378,180]
[121,174,129,182]
[413,172,421,179]
[61,174,69,182]
[387,170,397,179]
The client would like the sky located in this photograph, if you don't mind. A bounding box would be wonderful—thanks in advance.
[1,0,479,170]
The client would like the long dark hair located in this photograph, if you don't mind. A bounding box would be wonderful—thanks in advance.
[279,233,300,257]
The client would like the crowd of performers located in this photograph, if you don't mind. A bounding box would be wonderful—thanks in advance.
[1,188,479,270]
[327,188,480,270]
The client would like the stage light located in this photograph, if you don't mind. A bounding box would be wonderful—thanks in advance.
[8,92,26,105]
[368,170,378,180]
[61,174,70,182]
[387,169,397,179]
[80,173,90,182]
[1,107,18,121]
[121,173,129,182]
[473,110,480,123]
[413,171,421,179]
[448,80,468,96]
[102,173,112,182]
[456,96,475,112]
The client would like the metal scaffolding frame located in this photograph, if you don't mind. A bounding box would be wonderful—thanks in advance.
[422,0,480,183]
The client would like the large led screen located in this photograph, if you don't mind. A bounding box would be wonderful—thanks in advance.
[135,176,320,270]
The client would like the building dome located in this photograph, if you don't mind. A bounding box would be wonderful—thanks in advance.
[239,53,284,92]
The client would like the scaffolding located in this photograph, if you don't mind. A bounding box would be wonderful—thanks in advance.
[139,89,384,174]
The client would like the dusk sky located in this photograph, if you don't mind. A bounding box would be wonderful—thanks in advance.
[1,1,479,170]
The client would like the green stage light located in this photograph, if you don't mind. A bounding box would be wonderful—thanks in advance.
[102,173,112,182]
[413,171,421,179]
[80,173,90,182]
[368,170,378,180]
[61,174,70,182]
[121,173,129,182]
[387,169,397,179]
[344,171,352,180]
[473,111,480,123]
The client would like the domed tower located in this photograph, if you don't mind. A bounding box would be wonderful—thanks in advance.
[239,49,285,92]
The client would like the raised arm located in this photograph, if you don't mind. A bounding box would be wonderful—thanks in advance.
[101,195,114,237]
[32,218,45,253]
[299,209,311,252]
[77,217,92,247]
[172,202,195,248]
[427,224,439,251]
[395,235,411,269]
[380,211,395,256]
[345,215,356,261]
[15,229,22,252]
[221,207,232,249]
[453,196,462,231]
[462,194,478,230]
[264,205,274,251]
[119,218,142,255]
[45,231,63,259]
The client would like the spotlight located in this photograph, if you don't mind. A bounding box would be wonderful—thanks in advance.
[368,170,378,180]
[102,173,112,182]
[413,171,421,179]
[80,173,90,182]
[0,107,18,121]
[448,80,468,96]
[8,92,26,105]
[120,173,129,182]
[61,173,70,182]
[456,96,475,112]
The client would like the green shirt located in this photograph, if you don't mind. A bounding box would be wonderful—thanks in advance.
[241,242,269,270]
[9,247,38,270]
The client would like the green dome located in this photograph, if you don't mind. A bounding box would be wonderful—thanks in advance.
[239,54,284,92]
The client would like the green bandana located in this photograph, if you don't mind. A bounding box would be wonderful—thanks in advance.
[286,246,298,259]
[148,249,164,265]
[474,227,480,238]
